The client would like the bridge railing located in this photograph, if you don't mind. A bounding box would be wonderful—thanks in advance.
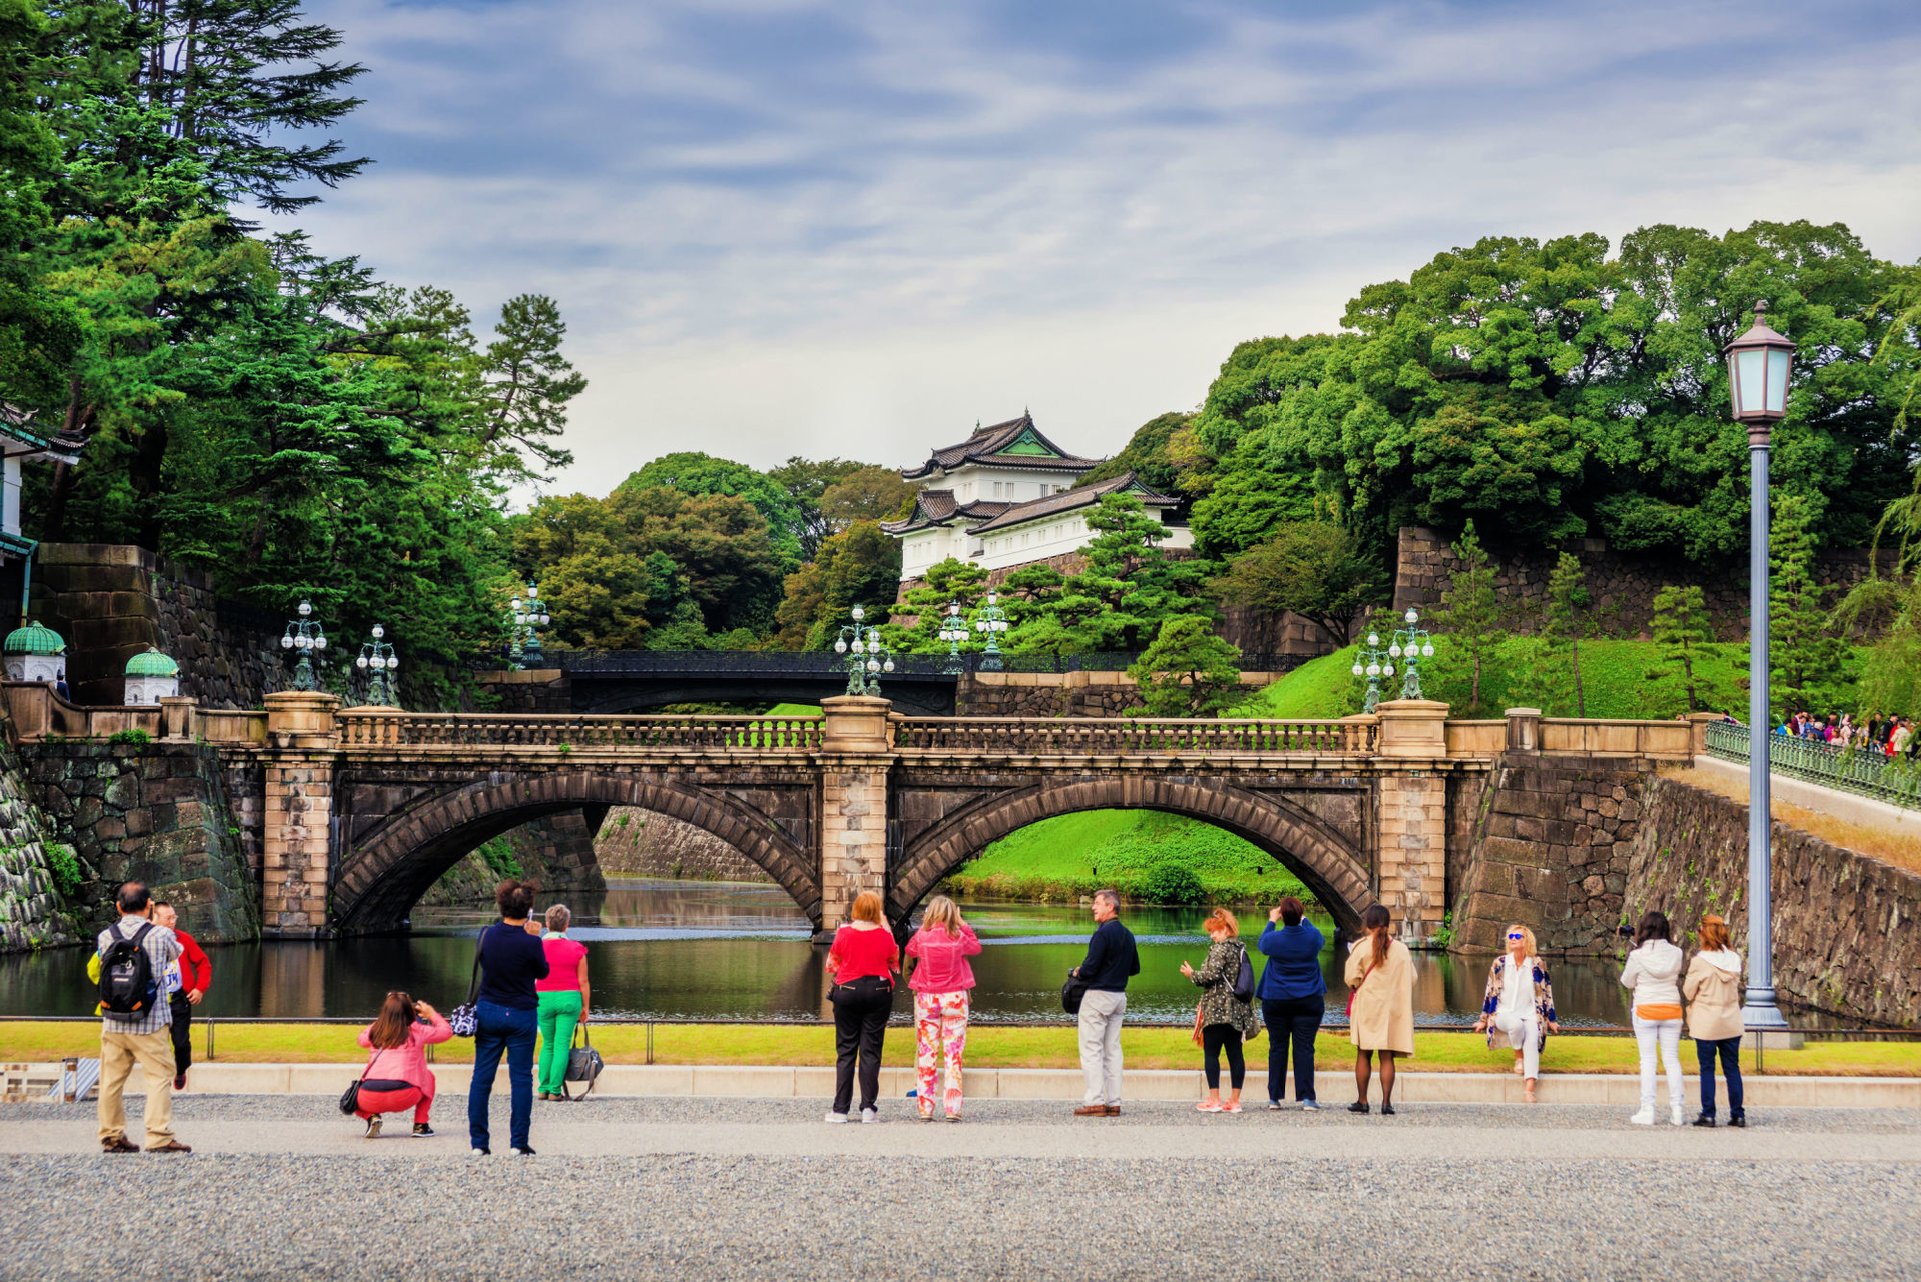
[1704,719,1921,809]
[335,709,824,752]
[890,715,1376,756]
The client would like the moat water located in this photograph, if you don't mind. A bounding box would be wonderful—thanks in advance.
[0,878,1737,1026]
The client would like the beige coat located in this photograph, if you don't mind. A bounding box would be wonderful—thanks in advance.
[1343,935,1415,1055]
[1682,949,1746,1042]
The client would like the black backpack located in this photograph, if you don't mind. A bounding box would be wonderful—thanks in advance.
[98,922,157,1017]
[1231,943,1255,1003]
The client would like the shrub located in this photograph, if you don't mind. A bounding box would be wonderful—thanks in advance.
[474,836,523,878]
[107,728,152,745]
[1139,861,1206,905]
[43,843,83,901]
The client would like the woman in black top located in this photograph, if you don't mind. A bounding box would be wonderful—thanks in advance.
[467,879,548,1156]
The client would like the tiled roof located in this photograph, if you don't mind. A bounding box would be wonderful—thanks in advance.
[963,472,1177,535]
[0,402,86,465]
[880,490,1011,535]
[901,413,1101,480]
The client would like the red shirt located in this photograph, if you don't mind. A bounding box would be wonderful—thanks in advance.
[174,928,212,996]
[828,925,899,984]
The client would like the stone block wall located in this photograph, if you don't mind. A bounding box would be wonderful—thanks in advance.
[19,741,259,944]
[1621,774,1921,1027]
[1451,753,1656,955]
[1392,525,1890,640]
[0,707,80,952]
[592,806,773,883]
[31,543,282,708]
[417,811,610,908]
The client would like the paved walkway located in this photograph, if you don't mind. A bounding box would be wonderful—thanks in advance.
[5,1097,1919,1280]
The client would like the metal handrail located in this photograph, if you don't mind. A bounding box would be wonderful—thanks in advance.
[1704,720,1921,810]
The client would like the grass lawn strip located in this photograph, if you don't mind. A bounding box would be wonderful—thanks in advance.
[2,1022,1914,1077]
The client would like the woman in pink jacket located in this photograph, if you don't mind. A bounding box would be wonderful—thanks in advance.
[904,896,982,1122]
[354,992,453,1138]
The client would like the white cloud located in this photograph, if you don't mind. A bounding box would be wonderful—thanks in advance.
[287,0,1921,490]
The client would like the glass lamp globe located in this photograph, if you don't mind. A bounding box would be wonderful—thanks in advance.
[297,600,312,617]
[371,624,384,639]
[1404,608,1418,624]
[386,656,398,671]
[1351,663,1363,677]
[314,635,327,650]
[986,593,998,606]
[1366,633,1380,647]
[882,659,895,673]
[865,658,880,674]
[975,620,986,632]
[280,635,294,650]
[947,603,960,617]
[356,655,369,669]
[1366,662,1380,677]
[834,638,848,654]
[1384,663,1395,677]
[851,605,865,621]
[1421,643,1435,657]
[1388,644,1401,658]
[295,634,310,650]
[538,614,549,625]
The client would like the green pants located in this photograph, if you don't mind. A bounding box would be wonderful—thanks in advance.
[536,990,582,1095]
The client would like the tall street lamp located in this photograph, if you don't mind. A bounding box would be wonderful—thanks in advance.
[1726,299,1795,1033]
[1352,630,1391,714]
[356,624,400,707]
[973,591,1009,672]
[834,605,895,697]
[1390,607,1436,700]
[279,599,327,692]
[937,601,968,674]
[510,583,550,668]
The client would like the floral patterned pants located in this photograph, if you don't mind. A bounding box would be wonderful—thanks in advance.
[914,990,970,1118]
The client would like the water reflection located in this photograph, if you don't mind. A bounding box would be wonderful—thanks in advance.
[0,880,1821,1027]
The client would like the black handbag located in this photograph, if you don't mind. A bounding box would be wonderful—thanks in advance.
[562,1025,604,1099]
[448,932,484,1038]
[1061,971,1089,1015]
[339,1051,376,1116]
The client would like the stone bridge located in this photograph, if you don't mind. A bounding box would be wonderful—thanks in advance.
[2,686,1698,942]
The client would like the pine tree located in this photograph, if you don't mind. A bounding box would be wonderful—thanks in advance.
[1440,520,1501,714]
[1126,615,1244,716]
[1545,550,1591,715]
[1648,584,1713,713]
[1770,495,1850,719]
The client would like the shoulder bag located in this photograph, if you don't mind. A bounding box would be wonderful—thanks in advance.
[339,1049,377,1116]
[1061,970,1089,1015]
[1231,941,1255,1003]
[1345,962,1372,1019]
[562,1025,605,1099]
[448,930,485,1038]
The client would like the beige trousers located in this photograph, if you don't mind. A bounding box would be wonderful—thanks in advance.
[98,1026,177,1148]
[1077,990,1127,1105]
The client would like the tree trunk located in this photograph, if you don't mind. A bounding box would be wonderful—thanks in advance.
[1572,637,1585,717]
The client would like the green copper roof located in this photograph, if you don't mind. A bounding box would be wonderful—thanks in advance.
[2,620,65,655]
[125,646,179,677]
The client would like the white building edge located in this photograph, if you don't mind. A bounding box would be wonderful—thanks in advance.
[881,413,1192,584]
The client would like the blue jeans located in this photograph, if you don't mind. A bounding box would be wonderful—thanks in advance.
[468,1000,537,1151]
[1696,1035,1744,1119]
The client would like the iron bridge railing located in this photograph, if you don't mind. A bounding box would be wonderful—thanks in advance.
[1703,720,1921,810]
[546,649,1309,677]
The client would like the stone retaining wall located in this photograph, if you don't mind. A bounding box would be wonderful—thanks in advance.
[0,708,78,952]
[19,741,260,944]
[417,811,609,908]
[594,806,772,883]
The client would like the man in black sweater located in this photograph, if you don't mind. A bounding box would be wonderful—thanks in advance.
[1071,888,1139,1116]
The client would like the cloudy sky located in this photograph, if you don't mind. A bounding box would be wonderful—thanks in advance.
[289,0,1921,496]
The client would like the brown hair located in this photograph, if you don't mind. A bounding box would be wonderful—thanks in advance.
[496,879,537,920]
[369,991,417,1050]
[850,890,884,924]
[1698,914,1732,952]
[1204,907,1239,938]
[1362,903,1392,973]
[1277,897,1304,926]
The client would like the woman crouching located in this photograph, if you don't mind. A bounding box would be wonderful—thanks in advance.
[355,991,452,1138]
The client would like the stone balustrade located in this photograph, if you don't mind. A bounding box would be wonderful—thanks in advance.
[332,708,825,752]
[891,715,1375,757]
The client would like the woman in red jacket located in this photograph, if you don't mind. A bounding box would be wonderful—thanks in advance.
[354,992,453,1138]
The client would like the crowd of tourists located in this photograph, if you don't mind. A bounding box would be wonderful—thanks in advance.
[1778,709,1921,759]
[90,875,1750,1155]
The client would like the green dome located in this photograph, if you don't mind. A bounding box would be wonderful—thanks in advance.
[2,620,65,655]
[125,646,179,677]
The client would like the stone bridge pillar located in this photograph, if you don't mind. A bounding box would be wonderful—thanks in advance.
[815,695,892,941]
[1374,698,1449,942]
[260,692,340,939]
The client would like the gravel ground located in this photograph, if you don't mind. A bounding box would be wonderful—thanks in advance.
[6,1097,1919,1280]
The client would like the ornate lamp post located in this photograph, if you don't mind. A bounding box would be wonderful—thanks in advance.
[509,583,551,668]
[1389,607,1436,700]
[1725,300,1795,1033]
[972,591,1010,672]
[1351,629,1392,714]
[355,624,400,707]
[278,599,327,692]
[833,605,895,697]
[937,601,969,674]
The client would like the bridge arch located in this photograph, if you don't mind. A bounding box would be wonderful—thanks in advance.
[333,772,819,933]
[888,777,1372,932]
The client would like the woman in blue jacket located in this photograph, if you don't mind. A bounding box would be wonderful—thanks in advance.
[1256,897,1326,1110]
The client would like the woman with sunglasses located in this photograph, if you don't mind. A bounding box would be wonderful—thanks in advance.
[1471,924,1559,1103]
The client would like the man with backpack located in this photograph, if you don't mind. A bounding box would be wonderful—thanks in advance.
[96,881,191,1154]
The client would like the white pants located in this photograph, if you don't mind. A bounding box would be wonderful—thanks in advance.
[1633,1013,1684,1111]
[1495,1010,1540,1080]
[1078,990,1127,1105]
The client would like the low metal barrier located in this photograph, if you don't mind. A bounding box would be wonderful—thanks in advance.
[1704,720,1921,810]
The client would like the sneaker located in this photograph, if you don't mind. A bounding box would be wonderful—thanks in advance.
[860,1108,880,1124]
[470,1146,490,1157]
[825,1112,849,1124]
[1670,1105,1685,1127]
[1223,1101,1243,1114]
[1266,1100,1285,1111]
[1195,1100,1224,1113]
[411,1123,434,1138]
[511,1146,536,1157]
[364,1117,381,1140]
[1629,1107,1655,1126]
[1301,1100,1321,1111]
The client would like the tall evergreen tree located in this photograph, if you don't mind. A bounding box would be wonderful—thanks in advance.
[1439,520,1501,714]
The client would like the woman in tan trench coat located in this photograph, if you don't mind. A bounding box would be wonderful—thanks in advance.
[1342,903,1415,1115]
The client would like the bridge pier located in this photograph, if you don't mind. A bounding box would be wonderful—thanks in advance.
[259,692,341,939]
[814,696,893,941]
[1373,699,1451,943]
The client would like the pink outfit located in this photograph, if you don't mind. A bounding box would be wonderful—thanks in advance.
[537,935,589,992]
[356,1010,453,1094]
[915,990,970,1118]
[905,924,982,993]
